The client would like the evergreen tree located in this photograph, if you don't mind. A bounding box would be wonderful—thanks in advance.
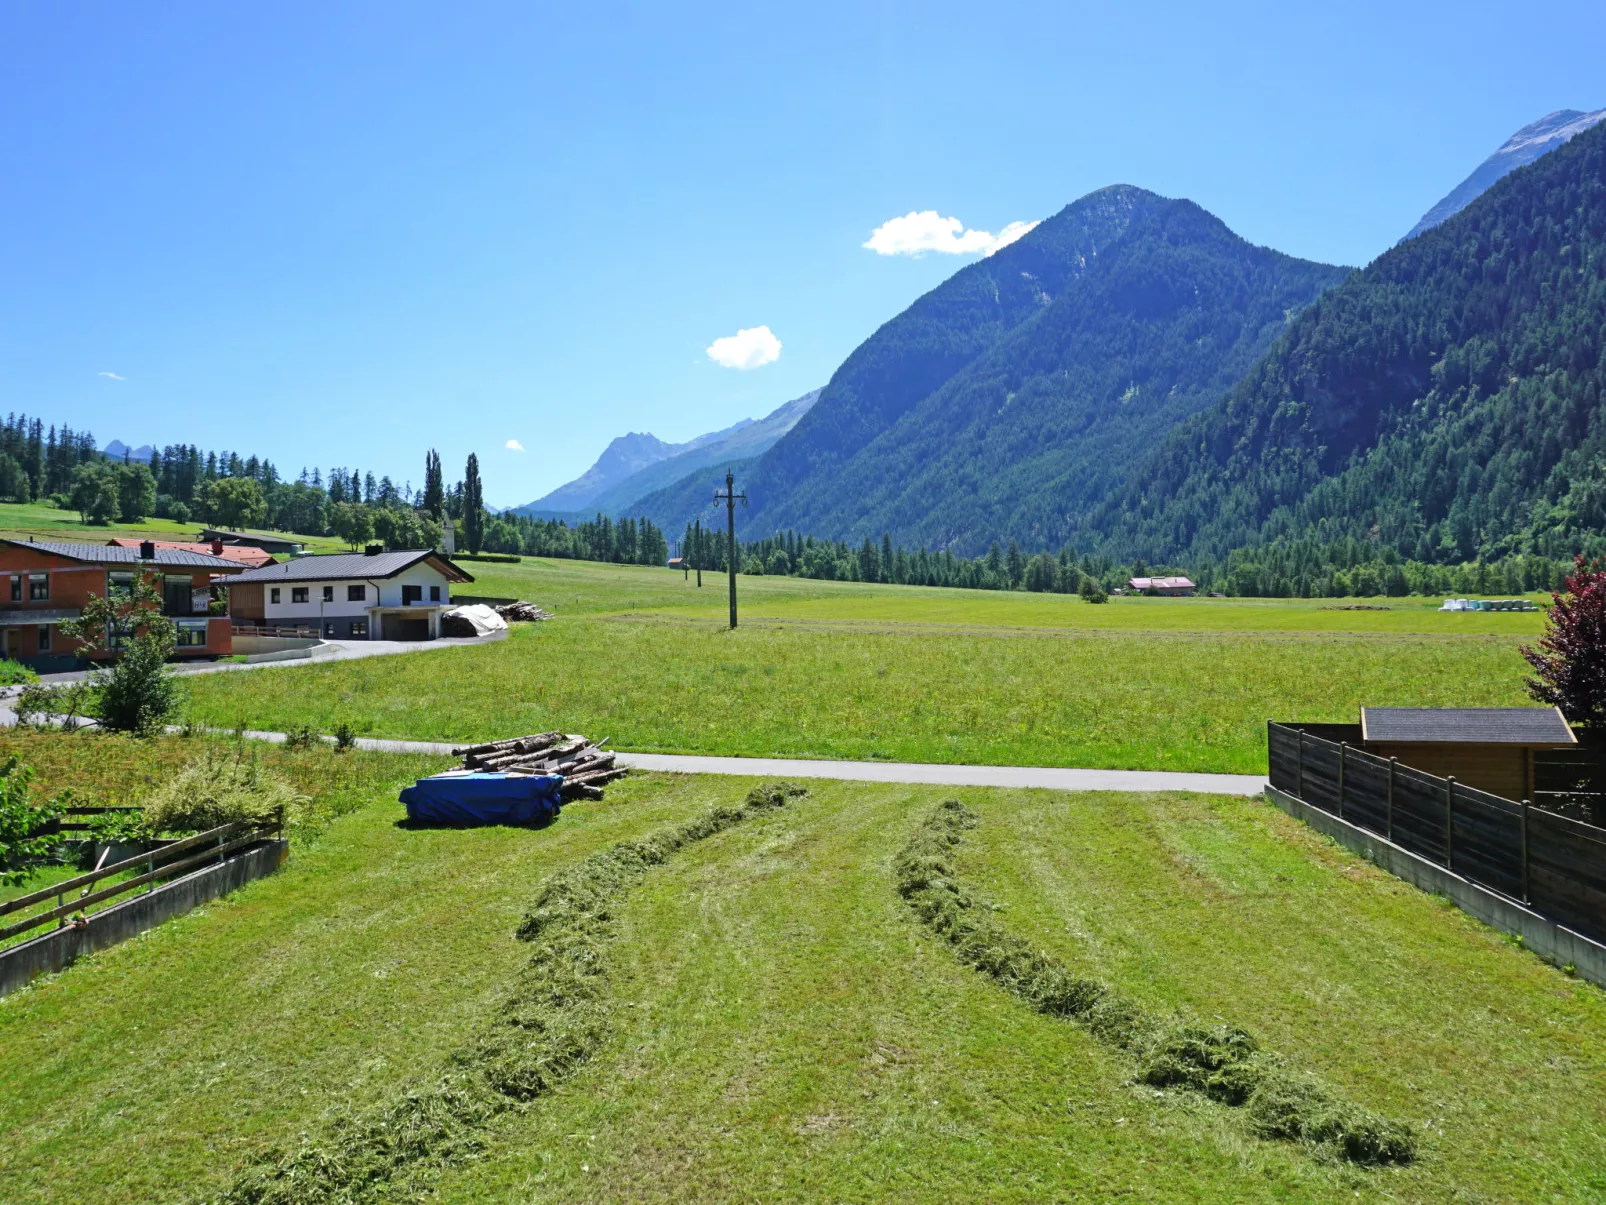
[462,453,485,553]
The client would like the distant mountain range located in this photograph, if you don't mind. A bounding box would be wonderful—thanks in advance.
[1402,108,1606,241]
[511,389,820,519]
[632,186,1348,553]
[102,440,154,463]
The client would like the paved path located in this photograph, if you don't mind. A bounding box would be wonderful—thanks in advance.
[227,728,1265,795]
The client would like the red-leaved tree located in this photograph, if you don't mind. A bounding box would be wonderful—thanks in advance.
[1522,555,1606,725]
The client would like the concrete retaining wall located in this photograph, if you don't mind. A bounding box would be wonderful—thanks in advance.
[0,839,289,997]
[1264,785,1606,988]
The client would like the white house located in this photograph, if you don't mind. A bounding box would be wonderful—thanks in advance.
[224,547,475,640]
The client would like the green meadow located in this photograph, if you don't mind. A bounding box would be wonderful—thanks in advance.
[1,733,1601,1203]
[184,556,1544,773]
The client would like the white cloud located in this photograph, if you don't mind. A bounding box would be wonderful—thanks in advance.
[505,439,525,452]
[97,371,125,380]
[706,324,782,371]
[861,211,1039,257]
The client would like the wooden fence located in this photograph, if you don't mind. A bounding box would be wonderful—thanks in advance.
[1268,722,1606,946]
[0,821,280,946]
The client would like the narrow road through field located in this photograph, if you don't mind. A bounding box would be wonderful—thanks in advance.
[242,728,1268,794]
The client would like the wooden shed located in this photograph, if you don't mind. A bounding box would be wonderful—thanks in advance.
[1360,707,1576,802]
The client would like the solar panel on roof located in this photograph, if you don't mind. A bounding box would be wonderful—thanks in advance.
[1360,707,1574,745]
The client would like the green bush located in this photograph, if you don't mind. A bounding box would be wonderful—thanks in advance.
[141,748,308,835]
[0,659,38,686]
[14,680,97,729]
[0,757,68,887]
[895,799,1414,1165]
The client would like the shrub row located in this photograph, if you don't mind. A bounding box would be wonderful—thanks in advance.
[213,781,808,1204]
[895,799,1415,1165]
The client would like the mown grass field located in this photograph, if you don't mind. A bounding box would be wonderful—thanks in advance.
[0,500,349,552]
[1,731,1601,1203]
[181,557,1545,773]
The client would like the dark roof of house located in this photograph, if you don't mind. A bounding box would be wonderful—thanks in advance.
[198,527,305,552]
[224,550,474,584]
[1361,707,1575,746]
[0,539,248,571]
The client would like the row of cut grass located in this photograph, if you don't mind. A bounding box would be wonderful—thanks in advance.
[2,732,1602,1202]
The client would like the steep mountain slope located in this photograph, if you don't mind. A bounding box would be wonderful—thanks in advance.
[1091,116,1606,564]
[745,186,1172,529]
[1403,108,1604,241]
[747,201,1348,554]
[586,388,820,515]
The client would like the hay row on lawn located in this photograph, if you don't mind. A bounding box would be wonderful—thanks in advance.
[451,732,626,801]
[210,780,808,1205]
[894,799,1416,1166]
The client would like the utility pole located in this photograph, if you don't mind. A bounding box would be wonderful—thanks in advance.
[714,470,746,629]
[693,518,702,587]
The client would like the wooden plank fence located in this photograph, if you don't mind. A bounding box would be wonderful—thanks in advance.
[1269,722,1606,946]
[0,821,280,945]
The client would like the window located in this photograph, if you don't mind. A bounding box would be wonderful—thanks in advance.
[37,625,51,652]
[108,572,134,598]
[350,619,368,638]
[401,584,422,605]
[347,584,366,602]
[324,621,336,638]
[291,587,309,604]
[270,587,281,604]
[429,585,441,602]
[9,575,19,602]
[174,619,209,648]
[27,573,48,601]
[322,585,334,602]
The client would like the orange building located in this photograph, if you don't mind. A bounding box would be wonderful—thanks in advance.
[0,538,245,671]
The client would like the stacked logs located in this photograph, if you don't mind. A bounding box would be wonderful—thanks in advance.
[496,601,553,622]
[450,732,627,801]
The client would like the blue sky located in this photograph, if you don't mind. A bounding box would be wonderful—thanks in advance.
[1,2,1602,508]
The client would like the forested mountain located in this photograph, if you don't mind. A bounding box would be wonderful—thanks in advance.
[742,186,1169,534]
[1403,108,1604,241]
[634,188,1347,553]
[1088,116,1606,566]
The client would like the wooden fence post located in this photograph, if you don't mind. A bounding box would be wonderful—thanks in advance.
[1445,775,1456,870]
[1520,798,1530,905]
[1337,742,1346,820]
[1387,757,1397,841]
[1296,730,1305,799]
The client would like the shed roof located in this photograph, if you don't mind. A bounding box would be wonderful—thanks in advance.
[1129,576,1195,590]
[0,539,249,572]
[1360,707,1575,746]
[224,549,473,584]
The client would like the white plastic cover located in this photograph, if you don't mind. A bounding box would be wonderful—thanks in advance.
[442,603,508,636]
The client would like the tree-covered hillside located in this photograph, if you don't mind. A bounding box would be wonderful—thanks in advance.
[745,186,1171,527]
[751,200,1348,554]
[1090,116,1606,565]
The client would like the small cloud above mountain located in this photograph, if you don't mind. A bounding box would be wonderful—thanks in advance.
[506,439,525,452]
[862,211,1039,257]
[707,325,782,370]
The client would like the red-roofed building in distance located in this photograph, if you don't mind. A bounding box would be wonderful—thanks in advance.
[1128,576,1196,596]
[106,537,278,570]
[0,538,248,671]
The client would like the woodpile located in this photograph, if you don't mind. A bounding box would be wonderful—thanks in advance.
[450,732,627,801]
[497,601,553,622]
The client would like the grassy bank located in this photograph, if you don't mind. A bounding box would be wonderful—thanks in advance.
[180,615,1531,773]
[8,758,1596,1201]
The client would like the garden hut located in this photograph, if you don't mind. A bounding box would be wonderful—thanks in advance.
[1359,707,1576,801]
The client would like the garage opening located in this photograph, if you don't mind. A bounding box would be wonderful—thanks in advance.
[384,615,430,641]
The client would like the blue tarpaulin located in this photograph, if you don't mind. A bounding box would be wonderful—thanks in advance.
[399,772,564,827]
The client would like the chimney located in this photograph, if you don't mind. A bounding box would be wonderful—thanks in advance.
[138,540,156,560]
[365,543,382,557]
[211,538,224,556]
